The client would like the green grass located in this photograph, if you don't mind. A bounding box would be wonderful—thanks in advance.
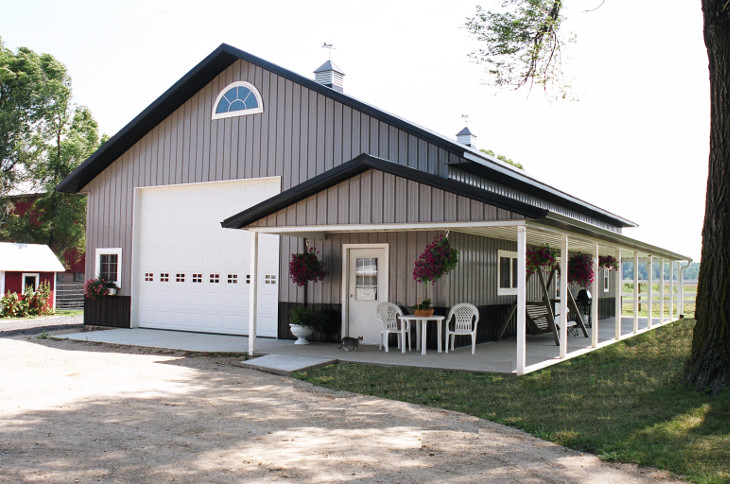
[295,320,729,483]
[0,309,82,322]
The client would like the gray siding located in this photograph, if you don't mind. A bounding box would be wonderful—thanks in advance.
[84,60,458,293]
[449,167,623,233]
[251,169,525,229]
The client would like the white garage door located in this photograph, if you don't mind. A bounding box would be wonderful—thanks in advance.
[133,178,280,337]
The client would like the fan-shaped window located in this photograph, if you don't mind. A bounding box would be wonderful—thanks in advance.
[212,81,263,119]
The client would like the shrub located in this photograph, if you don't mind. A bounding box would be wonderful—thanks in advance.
[0,282,53,318]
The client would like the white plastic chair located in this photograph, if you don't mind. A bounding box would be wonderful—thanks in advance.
[445,303,480,354]
[375,302,410,353]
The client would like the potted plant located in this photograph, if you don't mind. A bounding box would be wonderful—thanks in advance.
[288,305,328,344]
[84,277,115,299]
[414,298,432,317]
[412,234,459,316]
[288,244,329,343]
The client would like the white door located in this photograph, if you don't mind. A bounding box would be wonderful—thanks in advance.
[134,178,280,336]
[346,246,388,345]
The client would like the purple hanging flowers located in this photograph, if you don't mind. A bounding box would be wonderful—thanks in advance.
[568,253,594,288]
[289,247,328,287]
[413,235,459,285]
[526,244,559,275]
[599,255,619,271]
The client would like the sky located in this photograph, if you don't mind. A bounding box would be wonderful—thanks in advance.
[0,0,709,260]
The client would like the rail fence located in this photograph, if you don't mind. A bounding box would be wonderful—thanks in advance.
[56,282,84,310]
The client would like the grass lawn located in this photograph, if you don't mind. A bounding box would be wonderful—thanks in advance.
[295,320,729,484]
[0,309,83,322]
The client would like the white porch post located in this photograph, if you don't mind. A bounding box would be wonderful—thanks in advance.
[591,243,599,348]
[614,249,622,340]
[647,255,653,329]
[670,261,675,321]
[560,235,569,358]
[248,231,259,356]
[679,262,686,316]
[659,258,665,324]
[516,225,527,375]
[633,252,639,333]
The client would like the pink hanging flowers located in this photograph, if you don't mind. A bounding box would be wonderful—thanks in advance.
[599,255,619,271]
[526,244,559,275]
[568,253,594,288]
[413,235,459,285]
[289,247,329,287]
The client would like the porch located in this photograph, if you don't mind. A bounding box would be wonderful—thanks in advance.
[62,314,681,375]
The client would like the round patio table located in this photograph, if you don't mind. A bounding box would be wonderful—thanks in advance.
[399,315,445,356]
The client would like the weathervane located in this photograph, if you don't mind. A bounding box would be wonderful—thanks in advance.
[461,114,469,124]
[322,42,335,60]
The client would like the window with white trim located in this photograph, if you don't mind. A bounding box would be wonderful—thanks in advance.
[212,81,263,119]
[603,268,610,293]
[497,250,518,296]
[95,248,122,288]
[22,273,39,291]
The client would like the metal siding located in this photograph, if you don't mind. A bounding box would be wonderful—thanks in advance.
[83,58,530,304]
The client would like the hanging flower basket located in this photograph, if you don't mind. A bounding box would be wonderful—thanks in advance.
[599,255,619,271]
[568,253,594,289]
[289,248,328,287]
[413,235,459,285]
[526,244,559,275]
[413,234,459,309]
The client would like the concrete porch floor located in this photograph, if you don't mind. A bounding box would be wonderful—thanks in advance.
[60,315,679,374]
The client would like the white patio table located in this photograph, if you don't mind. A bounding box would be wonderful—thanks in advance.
[399,315,445,355]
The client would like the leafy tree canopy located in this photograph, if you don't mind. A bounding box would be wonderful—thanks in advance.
[480,148,525,170]
[0,39,101,261]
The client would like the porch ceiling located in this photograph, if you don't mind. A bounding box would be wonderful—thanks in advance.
[248,214,691,262]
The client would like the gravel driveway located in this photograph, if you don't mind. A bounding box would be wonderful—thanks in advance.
[0,334,678,483]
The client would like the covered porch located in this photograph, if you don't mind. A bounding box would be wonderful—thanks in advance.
[244,217,690,375]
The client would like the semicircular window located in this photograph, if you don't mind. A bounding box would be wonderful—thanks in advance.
[212,81,263,119]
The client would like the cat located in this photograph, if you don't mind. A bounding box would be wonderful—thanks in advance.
[339,336,363,351]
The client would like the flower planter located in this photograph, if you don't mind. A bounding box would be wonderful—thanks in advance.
[107,288,117,296]
[414,309,434,317]
[289,323,314,345]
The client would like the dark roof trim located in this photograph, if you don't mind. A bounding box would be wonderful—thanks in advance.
[221,154,548,229]
[450,159,637,228]
[57,43,469,194]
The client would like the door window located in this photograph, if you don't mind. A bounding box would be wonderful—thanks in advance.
[355,257,378,301]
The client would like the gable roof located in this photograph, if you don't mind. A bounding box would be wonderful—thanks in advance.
[56,43,634,229]
[221,154,548,229]
[0,242,65,272]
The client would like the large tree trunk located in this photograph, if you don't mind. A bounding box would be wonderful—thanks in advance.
[686,0,730,394]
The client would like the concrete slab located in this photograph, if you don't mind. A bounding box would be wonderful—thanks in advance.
[240,354,336,376]
[60,328,250,353]
[52,316,684,374]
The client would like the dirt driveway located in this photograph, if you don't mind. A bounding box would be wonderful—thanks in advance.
[0,334,677,483]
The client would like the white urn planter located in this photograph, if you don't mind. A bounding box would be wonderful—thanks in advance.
[289,323,314,345]
[107,288,117,296]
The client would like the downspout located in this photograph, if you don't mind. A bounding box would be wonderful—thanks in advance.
[679,260,692,317]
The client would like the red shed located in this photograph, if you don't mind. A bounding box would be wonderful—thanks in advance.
[0,242,65,309]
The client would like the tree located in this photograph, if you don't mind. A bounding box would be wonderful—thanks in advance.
[0,37,69,195]
[480,148,525,170]
[0,40,100,261]
[466,0,730,394]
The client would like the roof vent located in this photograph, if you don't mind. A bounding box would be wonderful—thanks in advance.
[314,60,345,93]
[456,126,476,148]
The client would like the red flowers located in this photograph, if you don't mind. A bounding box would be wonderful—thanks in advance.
[599,255,619,271]
[526,244,559,275]
[568,253,594,288]
[289,248,328,287]
[413,235,459,285]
